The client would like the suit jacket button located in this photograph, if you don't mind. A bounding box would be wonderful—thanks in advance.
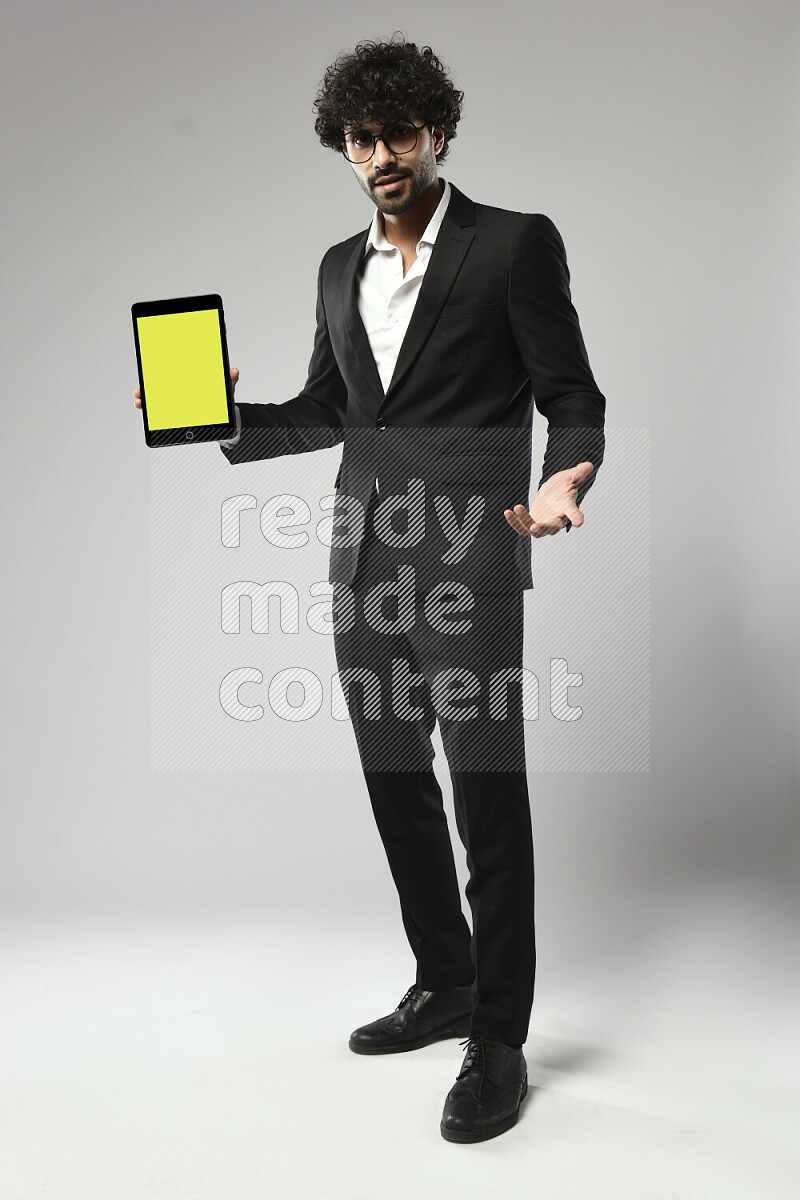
[376,419,387,430]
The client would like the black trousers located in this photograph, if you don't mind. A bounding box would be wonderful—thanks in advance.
[332,484,536,1045]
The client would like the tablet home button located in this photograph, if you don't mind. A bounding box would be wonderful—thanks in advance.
[186,430,194,440]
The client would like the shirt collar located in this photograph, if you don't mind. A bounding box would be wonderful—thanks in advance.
[364,177,452,257]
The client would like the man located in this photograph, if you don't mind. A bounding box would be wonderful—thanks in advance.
[135,34,605,1143]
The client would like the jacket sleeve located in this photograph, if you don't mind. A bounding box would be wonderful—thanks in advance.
[507,214,606,530]
[219,248,348,466]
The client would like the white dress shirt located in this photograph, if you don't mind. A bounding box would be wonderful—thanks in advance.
[359,177,451,495]
[221,178,453,500]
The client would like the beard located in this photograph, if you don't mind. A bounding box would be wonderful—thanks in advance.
[363,142,438,214]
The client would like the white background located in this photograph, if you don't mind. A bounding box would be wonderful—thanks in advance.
[1,2,797,1196]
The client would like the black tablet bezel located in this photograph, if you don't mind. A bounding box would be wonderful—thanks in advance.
[132,293,236,447]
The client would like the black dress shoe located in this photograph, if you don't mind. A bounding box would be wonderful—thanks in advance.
[440,1034,528,1142]
[348,983,473,1054]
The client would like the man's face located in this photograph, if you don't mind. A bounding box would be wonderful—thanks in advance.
[342,113,445,215]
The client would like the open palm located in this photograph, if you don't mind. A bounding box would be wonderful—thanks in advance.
[503,461,595,538]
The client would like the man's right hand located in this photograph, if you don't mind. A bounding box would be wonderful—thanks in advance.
[133,366,240,408]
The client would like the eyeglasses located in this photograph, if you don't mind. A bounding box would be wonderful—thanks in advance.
[340,120,428,164]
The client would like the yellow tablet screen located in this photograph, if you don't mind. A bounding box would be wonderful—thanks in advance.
[136,309,229,430]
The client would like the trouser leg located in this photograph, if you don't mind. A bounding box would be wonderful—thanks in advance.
[361,768,476,990]
[332,511,474,989]
[449,770,535,1044]
[402,585,536,1045]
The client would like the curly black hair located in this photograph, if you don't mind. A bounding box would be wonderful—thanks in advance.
[313,33,464,164]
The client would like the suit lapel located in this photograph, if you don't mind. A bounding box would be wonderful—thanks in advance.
[340,182,477,406]
[340,233,385,401]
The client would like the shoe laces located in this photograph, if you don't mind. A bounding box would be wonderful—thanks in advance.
[457,1033,495,1086]
[396,984,426,1010]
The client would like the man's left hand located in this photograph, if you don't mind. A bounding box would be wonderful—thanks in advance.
[503,461,595,538]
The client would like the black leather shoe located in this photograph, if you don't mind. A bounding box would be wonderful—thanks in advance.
[348,983,473,1054]
[440,1034,528,1142]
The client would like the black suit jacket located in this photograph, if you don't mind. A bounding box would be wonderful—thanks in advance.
[220,181,605,593]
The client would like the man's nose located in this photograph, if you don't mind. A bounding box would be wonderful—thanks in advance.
[372,137,398,170]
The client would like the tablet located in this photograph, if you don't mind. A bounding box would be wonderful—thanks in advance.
[132,293,237,446]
